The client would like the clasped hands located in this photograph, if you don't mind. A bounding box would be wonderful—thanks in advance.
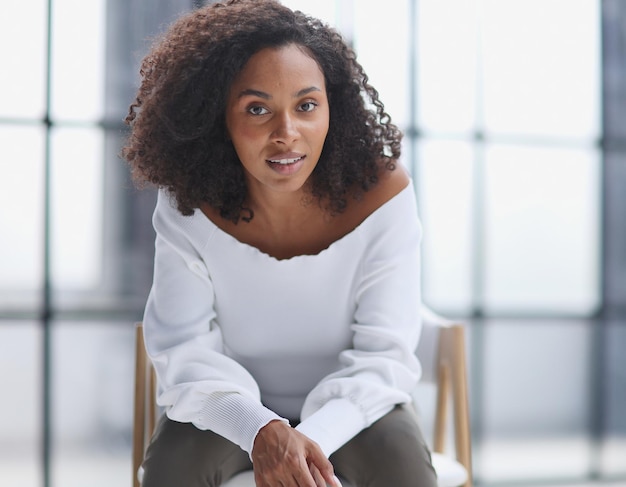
[252,420,342,487]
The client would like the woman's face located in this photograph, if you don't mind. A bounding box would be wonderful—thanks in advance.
[225,44,330,199]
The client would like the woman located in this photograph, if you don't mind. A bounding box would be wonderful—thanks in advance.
[123,1,436,486]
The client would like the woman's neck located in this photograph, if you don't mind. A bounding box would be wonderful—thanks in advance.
[245,188,322,233]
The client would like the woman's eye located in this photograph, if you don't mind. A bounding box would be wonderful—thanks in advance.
[298,101,318,112]
[248,105,269,115]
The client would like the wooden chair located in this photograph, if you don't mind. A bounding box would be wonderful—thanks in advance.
[133,308,472,487]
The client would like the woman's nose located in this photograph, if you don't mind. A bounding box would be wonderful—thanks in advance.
[271,112,299,143]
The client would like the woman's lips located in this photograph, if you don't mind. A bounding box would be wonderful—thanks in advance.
[266,152,305,165]
[265,154,306,174]
[267,155,304,165]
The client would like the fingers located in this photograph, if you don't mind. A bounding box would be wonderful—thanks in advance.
[255,465,318,487]
[252,421,324,487]
[306,443,336,486]
[252,420,339,487]
[309,464,344,487]
[309,463,327,487]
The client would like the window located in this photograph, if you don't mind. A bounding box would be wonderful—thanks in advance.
[2,1,624,485]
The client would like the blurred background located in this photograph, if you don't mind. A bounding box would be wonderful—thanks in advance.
[0,0,624,486]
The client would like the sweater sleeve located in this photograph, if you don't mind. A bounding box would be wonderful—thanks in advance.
[295,187,423,457]
[143,191,287,457]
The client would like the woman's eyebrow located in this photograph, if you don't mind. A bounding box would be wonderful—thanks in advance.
[295,86,321,97]
[237,86,322,99]
[237,89,271,99]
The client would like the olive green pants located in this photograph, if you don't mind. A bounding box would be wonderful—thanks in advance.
[141,404,437,487]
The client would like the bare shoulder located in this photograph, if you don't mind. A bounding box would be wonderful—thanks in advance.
[361,164,411,214]
[372,164,411,205]
[340,164,411,231]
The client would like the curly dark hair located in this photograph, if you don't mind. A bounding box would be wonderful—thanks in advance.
[122,0,402,222]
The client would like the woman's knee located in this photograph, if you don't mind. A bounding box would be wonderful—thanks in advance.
[141,415,251,487]
[331,405,437,487]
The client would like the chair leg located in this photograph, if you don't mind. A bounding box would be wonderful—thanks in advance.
[434,362,450,453]
[133,325,147,487]
[450,326,472,487]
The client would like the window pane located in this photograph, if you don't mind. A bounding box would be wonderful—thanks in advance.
[52,321,133,487]
[0,3,47,119]
[353,0,411,128]
[417,0,478,134]
[50,0,106,121]
[50,127,104,300]
[478,319,594,482]
[417,139,474,314]
[0,322,42,487]
[481,0,601,139]
[483,144,600,314]
[0,126,45,309]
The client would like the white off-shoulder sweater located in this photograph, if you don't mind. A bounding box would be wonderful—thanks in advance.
[143,182,423,459]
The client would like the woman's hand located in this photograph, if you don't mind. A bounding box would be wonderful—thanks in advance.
[251,420,338,487]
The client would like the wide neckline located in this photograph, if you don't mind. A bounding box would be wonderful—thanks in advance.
[196,183,413,262]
